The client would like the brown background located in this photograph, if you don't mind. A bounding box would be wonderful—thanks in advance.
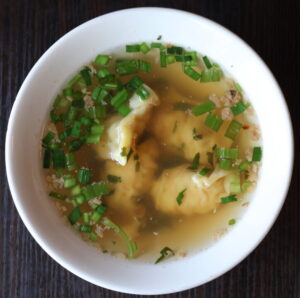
[0,0,299,297]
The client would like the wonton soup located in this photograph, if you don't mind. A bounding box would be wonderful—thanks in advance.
[42,42,262,263]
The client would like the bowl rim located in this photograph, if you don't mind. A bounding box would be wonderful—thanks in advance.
[5,7,294,295]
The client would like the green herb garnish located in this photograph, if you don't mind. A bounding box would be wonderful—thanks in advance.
[107,175,122,184]
[176,188,187,206]
[155,247,175,264]
[220,195,238,204]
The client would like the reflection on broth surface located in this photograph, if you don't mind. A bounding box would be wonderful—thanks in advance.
[43,46,261,262]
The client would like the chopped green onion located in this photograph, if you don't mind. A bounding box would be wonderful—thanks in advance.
[176,188,187,206]
[187,153,200,170]
[239,160,251,172]
[111,88,129,108]
[117,104,131,117]
[199,168,211,176]
[42,132,55,147]
[72,99,85,108]
[43,149,51,168]
[103,83,118,90]
[78,168,92,184]
[230,172,241,193]
[67,74,81,88]
[81,181,110,200]
[63,88,73,96]
[184,67,201,81]
[74,195,85,205]
[68,138,85,152]
[167,55,176,64]
[215,147,239,159]
[90,233,98,241]
[200,68,222,82]
[52,149,66,169]
[136,85,150,100]
[231,101,249,115]
[91,205,107,222]
[66,106,78,122]
[91,124,104,136]
[68,207,82,224]
[234,82,243,93]
[139,60,151,72]
[220,195,237,204]
[126,44,140,52]
[204,113,223,131]
[160,51,167,67]
[71,185,81,196]
[192,100,215,116]
[70,121,82,138]
[242,181,252,192]
[120,147,127,156]
[140,42,150,54]
[86,106,107,119]
[80,116,92,126]
[72,90,84,100]
[102,217,137,258]
[80,68,92,85]
[63,174,76,188]
[126,148,133,161]
[225,120,242,140]
[202,56,212,69]
[167,46,183,55]
[155,247,175,264]
[49,191,66,200]
[96,68,111,78]
[94,54,110,66]
[115,60,139,76]
[151,42,165,49]
[65,152,76,170]
[50,109,62,123]
[107,175,122,184]
[184,51,197,66]
[219,159,232,170]
[79,225,92,233]
[228,218,236,225]
[252,147,262,162]
[125,76,143,91]
[83,212,90,224]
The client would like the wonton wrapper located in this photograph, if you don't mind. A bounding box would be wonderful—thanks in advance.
[102,139,159,238]
[152,165,232,216]
[149,104,232,162]
[95,85,159,165]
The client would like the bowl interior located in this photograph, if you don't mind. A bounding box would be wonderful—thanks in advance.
[5,7,293,295]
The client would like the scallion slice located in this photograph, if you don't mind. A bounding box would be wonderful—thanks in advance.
[234,82,243,93]
[71,185,81,196]
[199,168,211,176]
[81,181,110,200]
[192,100,215,116]
[140,42,150,54]
[239,160,251,172]
[184,67,201,81]
[52,149,66,169]
[184,51,197,66]
[136,85,150,100]
[231,101,249,115]
[63,174,76,188]
[91,205,107,222]
[139,60,151,72]
[96,68,110,78]
[67,74,81,88]
[125,76,143,91]
[107,175,122,183]
[102,217,137,258]
[49,191,66,200]
[230,173,241,193]
[115,60,139,76]
[151,42,165,49]
[70,121,82,138]
[220,195,237,204]
[78,168,92,184]
[176,188,187,206]
[111,88,129,108]
[80,67,92,86]
[65,153,76,171]
[103,83,118,90]
[74,195,85,205]
[219,159,232,170]
[126,44,140,52]
[160,51,167,68]
[200,68,222,82]
[167,55,176,64]
[117,104,131,117]
[79,225,92,233]
[155,247,175,264]
[94,54,110,66]
[225,120,242,140]
[215,147,239,159]
[202,56,212,69]
[252,147,262,162]
[167,46,183,55]
[42,132,55,147]
[187,153,200,171]
[68,207,82,224]
[204,113,223,131]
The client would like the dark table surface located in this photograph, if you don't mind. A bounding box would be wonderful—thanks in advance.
[1,1,299,297]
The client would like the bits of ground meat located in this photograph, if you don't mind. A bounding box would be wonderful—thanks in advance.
[84,95,94,109]
[220,89,241,107]
[209,93,221,108]
[221,107,233,120]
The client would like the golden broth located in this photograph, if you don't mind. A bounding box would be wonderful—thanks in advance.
[44,50,259,261]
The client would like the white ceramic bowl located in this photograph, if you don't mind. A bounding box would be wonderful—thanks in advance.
[5,7,293,295]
